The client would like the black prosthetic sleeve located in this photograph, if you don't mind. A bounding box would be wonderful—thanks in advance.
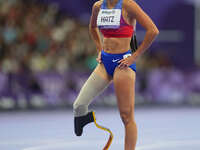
[130,34,138,53]
[74,111,94,136]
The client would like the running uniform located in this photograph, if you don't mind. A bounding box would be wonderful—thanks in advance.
[97,0,136,77]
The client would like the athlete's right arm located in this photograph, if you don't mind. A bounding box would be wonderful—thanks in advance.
[89,1,103,53]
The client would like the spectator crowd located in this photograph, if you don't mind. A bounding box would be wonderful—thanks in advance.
[0,0,200,110]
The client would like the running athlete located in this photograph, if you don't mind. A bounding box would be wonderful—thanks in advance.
[73,0,159,150]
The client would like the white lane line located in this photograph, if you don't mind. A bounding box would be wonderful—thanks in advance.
[22,139,200,150]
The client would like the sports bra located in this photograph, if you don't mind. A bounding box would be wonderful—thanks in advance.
[97,0,134,38]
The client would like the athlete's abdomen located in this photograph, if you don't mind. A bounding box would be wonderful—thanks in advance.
[103,37,131,54]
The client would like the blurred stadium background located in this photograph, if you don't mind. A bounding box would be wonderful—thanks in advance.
[0,0,200,111]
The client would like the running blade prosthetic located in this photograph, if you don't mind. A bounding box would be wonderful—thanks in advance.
[74,111,94,136]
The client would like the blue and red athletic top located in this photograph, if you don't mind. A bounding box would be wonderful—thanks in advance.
[98,0,134,38]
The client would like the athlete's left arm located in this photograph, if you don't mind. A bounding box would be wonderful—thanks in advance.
[118,0,159,68]
[126,0,159,57]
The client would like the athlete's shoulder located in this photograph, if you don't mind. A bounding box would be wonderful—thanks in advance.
[123,0,137,7]
[93,0,103,9]
[123,0,139,12]
[92,0,103,14]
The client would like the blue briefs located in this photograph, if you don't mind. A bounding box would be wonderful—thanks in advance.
[101,50,136,77]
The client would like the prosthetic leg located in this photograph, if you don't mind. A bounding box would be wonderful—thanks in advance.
[74,111,113,150]
[73,71,113,149]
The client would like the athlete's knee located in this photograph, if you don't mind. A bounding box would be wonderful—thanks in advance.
[120,109,134,126]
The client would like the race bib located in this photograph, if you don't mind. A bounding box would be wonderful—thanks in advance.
[97,9,121,29]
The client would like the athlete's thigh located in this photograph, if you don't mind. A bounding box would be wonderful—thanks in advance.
[113,67,136,113]
[93,63,112,82]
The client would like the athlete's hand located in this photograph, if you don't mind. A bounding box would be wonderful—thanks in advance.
[118,55,137,69]
[96,51,102,63]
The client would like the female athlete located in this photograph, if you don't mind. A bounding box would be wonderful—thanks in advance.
[73,0,159,150]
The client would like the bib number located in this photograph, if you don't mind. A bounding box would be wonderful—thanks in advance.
[97,9,121,28]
